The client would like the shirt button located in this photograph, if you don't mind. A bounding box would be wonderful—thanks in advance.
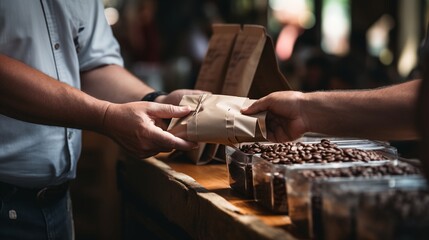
[54,43,60,50]
[67,131,73,140]
[9,210,17,220]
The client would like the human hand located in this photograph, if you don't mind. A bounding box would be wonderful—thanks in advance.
[101,101,198,159]
[154,89,208,106]
[241,91,308,142]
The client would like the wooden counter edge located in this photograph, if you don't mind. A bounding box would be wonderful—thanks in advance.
[118,157,296,240]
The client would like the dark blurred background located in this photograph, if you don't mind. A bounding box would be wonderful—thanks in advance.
[106,0,428,92]
[71,0,429,239]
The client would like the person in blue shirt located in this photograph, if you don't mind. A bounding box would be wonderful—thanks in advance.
[0,1,203,239]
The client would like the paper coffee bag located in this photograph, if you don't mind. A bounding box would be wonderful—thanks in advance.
[168,94,267,145]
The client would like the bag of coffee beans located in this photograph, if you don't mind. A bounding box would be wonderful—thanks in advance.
[287,162,421,238]
[249,139,397,214]
[168,94,267,145]
[356,183,429,240]
[322,176,427,240]
[225,144,258,197]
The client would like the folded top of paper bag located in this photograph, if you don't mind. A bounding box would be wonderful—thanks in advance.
[167,94,267,145]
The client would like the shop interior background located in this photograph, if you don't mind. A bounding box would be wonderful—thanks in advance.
[70,0,429,239]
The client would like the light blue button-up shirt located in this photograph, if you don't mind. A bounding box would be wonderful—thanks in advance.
[0,0,123,188]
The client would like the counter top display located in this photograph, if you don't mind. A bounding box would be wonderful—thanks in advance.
[117,154,297,240]
[286,162,421,238]
[226,139,397,214]
[118,140,424,240]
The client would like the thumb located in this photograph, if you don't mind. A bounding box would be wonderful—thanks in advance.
[148,103,192,119]
[241,98,268,115]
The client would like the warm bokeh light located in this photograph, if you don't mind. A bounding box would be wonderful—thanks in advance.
[275,25,301,60]
[397,0,420,77]
[379,48,394,65]
[321,0,350,56]
[270,0,314,60]
[398,40,418,77]
[104,7,119,26]
[367,15,394,57]
[269,0,315,28]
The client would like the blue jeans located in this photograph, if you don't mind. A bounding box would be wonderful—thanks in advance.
[0,190,74,240]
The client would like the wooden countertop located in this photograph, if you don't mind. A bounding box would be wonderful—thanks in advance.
[118,151,301,240]
[164,153,293,229]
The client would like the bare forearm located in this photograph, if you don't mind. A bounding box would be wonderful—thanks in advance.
[302,80,420,140]
[81,64,154,103]
[0,54,109,131]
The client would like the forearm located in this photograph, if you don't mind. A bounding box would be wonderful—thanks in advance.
[302,80,421,140]
[81,64,154,103]
[0,54,109,131]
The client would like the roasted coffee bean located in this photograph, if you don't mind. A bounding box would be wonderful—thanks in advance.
[272,158,280,164]
[298,163,420,179]
[272,173,287,212]
[237,140,396,212]
[228,160,254,197]
[240,140,388,165]
[361,190,429,225]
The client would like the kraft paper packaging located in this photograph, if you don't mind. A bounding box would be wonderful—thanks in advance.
[168,94,267,145]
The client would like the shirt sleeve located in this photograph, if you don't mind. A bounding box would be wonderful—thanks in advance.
[78,0,123,71]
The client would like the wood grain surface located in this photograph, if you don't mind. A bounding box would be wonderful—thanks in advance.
[119,151,300,240]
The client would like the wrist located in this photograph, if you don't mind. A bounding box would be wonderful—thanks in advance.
[299,92,313,133]
[141,91,168,102]
[153,94,167,103]
[302,91,339,135]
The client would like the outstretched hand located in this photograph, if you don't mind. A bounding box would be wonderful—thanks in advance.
[101,101,198,159]
[241,91,308,143]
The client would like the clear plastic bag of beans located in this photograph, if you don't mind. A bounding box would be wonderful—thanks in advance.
[321,176,427,240]
[249,139,398,215]
[286,162,422,238]
[225,143,265,198]
[297,135,391,150]
[356,181,429,240]
[252,156,290,213]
